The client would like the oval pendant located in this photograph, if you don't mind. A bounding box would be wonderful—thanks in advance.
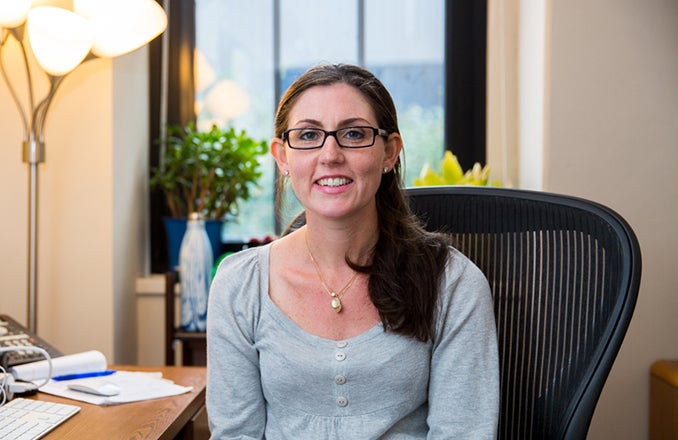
[331,297,342,313]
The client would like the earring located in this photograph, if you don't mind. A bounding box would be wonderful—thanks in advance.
[283,170,290,176]
[383,167,389,174]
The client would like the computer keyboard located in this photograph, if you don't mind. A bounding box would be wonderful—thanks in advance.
[0,398,80,440]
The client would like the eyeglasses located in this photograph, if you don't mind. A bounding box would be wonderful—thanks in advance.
[283,126,388,150]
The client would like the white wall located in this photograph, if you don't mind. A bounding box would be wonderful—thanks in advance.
[0,34,149,364]
[545,1,678,438]
[518,0,546,190]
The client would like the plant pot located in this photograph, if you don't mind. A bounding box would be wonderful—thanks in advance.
[163,217,224,270]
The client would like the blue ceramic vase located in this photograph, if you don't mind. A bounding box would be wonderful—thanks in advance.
[164,217,223,271]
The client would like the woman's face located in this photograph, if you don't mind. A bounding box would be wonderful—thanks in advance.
[271,82,401,223]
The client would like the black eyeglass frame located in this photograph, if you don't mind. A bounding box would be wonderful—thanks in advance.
[283,126,389,150]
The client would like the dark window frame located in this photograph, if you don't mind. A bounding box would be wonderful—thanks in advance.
[148,0,486,273]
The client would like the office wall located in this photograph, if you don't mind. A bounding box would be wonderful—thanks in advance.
[0,36,149,364]
[545,0,678,438]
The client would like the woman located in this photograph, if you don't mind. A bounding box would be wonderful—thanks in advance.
[207,64,499,439]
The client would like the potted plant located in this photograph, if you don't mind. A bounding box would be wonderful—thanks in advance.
[151,122,268,269]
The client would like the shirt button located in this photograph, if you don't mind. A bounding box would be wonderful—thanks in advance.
[335,351,346,361]
[336,396,348,407]
[335,375,347,385]
[336,341,348,348]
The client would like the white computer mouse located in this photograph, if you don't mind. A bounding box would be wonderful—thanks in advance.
[67,378,121,396]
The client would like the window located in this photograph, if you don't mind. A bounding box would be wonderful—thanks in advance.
[149,0,486,272]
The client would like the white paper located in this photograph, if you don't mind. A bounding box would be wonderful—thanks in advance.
[37,370,193,405]
[9,350,107,382]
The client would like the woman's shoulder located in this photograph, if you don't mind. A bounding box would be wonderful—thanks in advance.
[207,244,272,345]
[215,243,270,275]
[444,245,486,281]
[433,246,495,340]
[439,245,492,305]
[210,244,270,303]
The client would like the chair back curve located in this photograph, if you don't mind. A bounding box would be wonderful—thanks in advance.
[405,186,641,440]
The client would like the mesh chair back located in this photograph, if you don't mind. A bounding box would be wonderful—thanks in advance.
[406,186,641,440]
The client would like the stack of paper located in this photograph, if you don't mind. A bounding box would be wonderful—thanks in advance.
[9,350,193,405]
[38,370,193,405]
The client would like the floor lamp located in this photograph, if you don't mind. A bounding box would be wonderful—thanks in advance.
[0,0,167,333]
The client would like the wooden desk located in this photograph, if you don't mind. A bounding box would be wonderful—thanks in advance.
[650,360,678,440]
[31,365,207,439]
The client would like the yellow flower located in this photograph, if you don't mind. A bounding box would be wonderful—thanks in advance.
[412,151,499,187]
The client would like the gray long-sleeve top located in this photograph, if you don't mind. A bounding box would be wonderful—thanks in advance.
[206,244,499,439]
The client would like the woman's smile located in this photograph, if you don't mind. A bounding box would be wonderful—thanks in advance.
[316,176,353,187]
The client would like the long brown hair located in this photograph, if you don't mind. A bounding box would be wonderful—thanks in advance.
[275,64,450,342]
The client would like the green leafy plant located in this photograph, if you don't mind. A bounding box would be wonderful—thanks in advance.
[412,150,501,187]
[150,122,268,220]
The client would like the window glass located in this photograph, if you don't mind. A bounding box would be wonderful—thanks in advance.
[365,0,445,185]
[195,0,444,240]
[280,0,358,68]
[195,0,276,241]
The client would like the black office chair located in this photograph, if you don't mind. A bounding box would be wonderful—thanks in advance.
[405,186,641,440]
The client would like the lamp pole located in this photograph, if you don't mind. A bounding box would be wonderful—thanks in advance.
[25,137,41,334]
[23,80,64,334]
[23,74,67,333]
[1,26,66,333]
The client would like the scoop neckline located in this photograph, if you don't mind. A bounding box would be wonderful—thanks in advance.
[258,244,384,346]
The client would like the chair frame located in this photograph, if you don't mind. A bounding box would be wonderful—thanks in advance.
[405,186,641,439]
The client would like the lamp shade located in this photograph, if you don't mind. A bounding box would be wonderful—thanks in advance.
[73,0,167,58]
[0,0,31,28]
[203,79,250,123]
[194,49,216,94]
[27,7,93,77]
